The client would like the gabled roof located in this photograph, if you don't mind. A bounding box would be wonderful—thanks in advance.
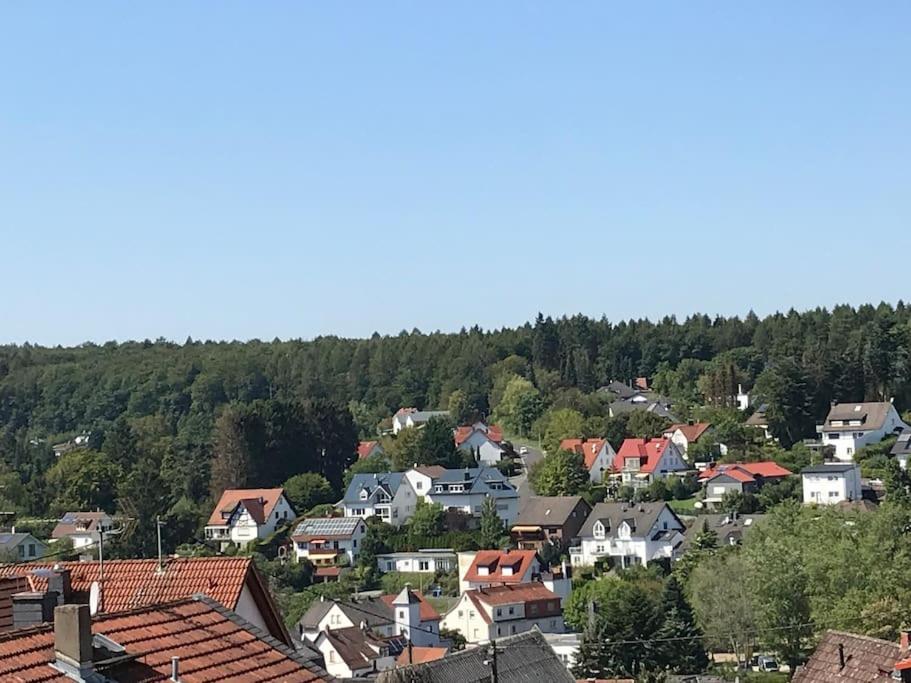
[470,582,559,607]
[792,629,901,682]
[431,468,517,500]
[802,463,859,475]
[613,438,673,473]
[379,591,440,622]
[0,595,329,682]
[343,472,406,504]
[667,422,712,442]
[679,514,765,553]
[513,496,590,528]
[891,431,911,456]
[454,423,503,446]
[292,517,363,541]
[463,550,539,584]
[822,402,897,433]
[746,405,769,427]
[396,409,450,424]
[559,439,611,470]
[51,511,112,539]
[698,461,793,482]
[207,488,287,526]
[0,533,43,550]
[377,628,575,683]
[358,441,382,459]
[299,591,439,630]
[579,502,683,539]
[0,557,291,646]
[396,645,448,666]
[319,625,397,670]
[413,465,447,479]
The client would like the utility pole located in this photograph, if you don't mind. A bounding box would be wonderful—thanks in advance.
[98,527,104,585]
[488,639,499,683]
[407,638,413,665]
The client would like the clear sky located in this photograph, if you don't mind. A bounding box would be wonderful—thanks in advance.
[2,2,910,346]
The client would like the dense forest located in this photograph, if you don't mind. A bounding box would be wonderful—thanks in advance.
[0,302,909,556]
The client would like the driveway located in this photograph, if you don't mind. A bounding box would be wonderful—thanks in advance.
[508,445,545,504]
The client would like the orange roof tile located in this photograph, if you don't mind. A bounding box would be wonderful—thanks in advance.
[208,488,286,526]
[559,438,608,470]
[472,582,559,607]
[357,441,380,460]
[454,423,504,447]
[396,646,448,666]
[0,596,328,682]
[614,438,672,474]
[698,461,793,481]
[463,550,539,584]
[667,422,712,442]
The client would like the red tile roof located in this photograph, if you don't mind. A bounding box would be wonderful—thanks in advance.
[667,422,712,442]
[379,591,440,623]
[208,488,286,526]
[463,550,539,585]
[472,582,559,607]
[698,461,793,482]
[357,441,380,460]
[0,596,328,682]
[454,424,504,447]
[613,438,672,474]
[396,646,448,666]
[559,438,608,470]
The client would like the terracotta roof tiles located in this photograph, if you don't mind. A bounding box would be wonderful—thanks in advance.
[463,550,539,584]
[208,488,286,526]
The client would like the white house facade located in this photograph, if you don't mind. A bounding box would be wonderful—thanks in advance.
[440,583,564,644]
[801,463,863,505]
[204,489,295,549]
[818,402,909,461]
[376,550,456,574]
[455,428,505,465]
[339,473,418,527]
[571,502,686,568]
[292,517,367,566]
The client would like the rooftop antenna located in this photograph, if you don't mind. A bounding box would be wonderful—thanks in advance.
[156,516,166,573]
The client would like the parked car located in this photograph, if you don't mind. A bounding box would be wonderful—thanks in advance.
[756,655,779,672]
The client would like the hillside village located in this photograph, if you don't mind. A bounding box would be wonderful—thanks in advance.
[1,307,911,681]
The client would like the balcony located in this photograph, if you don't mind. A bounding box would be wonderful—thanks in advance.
[204,527,230,540]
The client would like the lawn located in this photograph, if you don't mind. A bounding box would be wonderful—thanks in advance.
[668,496,701,514]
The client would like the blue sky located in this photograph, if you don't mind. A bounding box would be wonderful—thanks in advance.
[2,2,909,345]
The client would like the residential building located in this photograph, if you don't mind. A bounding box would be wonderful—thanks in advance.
[395,645,448,667]
[736,384,751,411]
[458,549,543,592]
[378,628,576,683]
[315,625,400,679]
[698,461,792,507]
[50,512,114,552]
[422,467,519,525]
[663,422,712,460]
[818,401,909,461]
[393,408,450,434]
[376,549,456,574]
[454,422,505,465]
[746,404,773,440]
[340,472,418,526]
[558,439,616,483]
[0,598,330,683]
[297,590,441,645]
[441,582,564,644]
[0,533,47,562]
[0,557,293,645]
[292,517,366,566]
[793,629,911,682]
[542,631,581,670]
[204,488,295,549]
[612,438,688,488]
[570,501,686,568]
[893,430,911,470]
[679,513,765,553]
[802,462,862,505]
[358,440,385,460]
[510,496,591,551]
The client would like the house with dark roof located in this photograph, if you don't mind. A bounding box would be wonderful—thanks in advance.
[558,439,617,483]
[793,629,911,682]
[393,408,451,434]
[440,583,564,644]
[746,404,773,440]
[378,628,575,683]
[0,533,47,562]
[698,461,792,507]
[406,466,520,526]
[204,488,295,549]
[314,624,399,678]
[802,462,862,505]
[510,496,591,551]
[340,472,418,527]
[570,501,686,568]
[679,513,765,554]
[0,598,329,683]
[292,517,366,566]
[612,438,688,488]
[0,556,292,646]
[455,422,505,465]
[819,401,909,461]
[891,430,911,470]
[51,512,114,552]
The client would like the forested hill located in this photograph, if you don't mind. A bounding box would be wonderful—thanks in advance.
[0,302,909,557]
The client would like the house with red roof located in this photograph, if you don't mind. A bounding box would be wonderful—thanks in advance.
[559,438,617,483]
[612,438,688,488]
[663,421,714,460]
[440,582,564,644]
[699,461,793,507]
[358,440,385,460]
[454,422,505,465]
[457,549,543,592]
[205,488,295,550]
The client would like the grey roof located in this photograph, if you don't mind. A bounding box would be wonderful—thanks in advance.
[399,410,450,424]
[431,467,518,499]
[609,399,677,421]
[579,502,681,539]
[801,463,859,475]
[0,533,40,549]
[298,595,394,630]
[679,514,765,553]
[746,404,768,427]
[891,430,911,456]
[376,628,575,683]
[821,402,896,432]
[513,496,590,527]
[600,380,639,399]
[292,516,363,539]
[342,472,406,504]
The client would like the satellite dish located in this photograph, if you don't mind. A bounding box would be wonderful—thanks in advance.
[89,581,101,616]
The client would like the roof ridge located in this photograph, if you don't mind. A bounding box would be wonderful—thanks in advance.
[823,629,899,647]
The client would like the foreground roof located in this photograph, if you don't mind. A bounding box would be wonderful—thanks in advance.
[0,596,328,682]
[792,629,900,682]
[208,488,287,526]
[376,628,575,683]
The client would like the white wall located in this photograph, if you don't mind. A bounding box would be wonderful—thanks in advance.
[821,405,909,461]
[235,584,271,634]
[802,468,862,505]
[458,431,504,465]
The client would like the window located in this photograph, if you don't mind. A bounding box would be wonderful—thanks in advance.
[416,481,423,490]
[508,607,514,615]
[329,651,337,663]
[847,448,854,455]
[418,561,429,571]
[829,491,839,498]
[28,544,35,557]
[17,546,24,558]
[510,625,516,634]
[855,432,865,439]
[386,561,394,571]
[496,608,502,617]
[353,539,357,548]
[458,610,464,618]
[275,512,279,520]
[399,610,405,619]
[529,604,538,615]
[360,490,368,500]
[497,626,503,636]
[829,433,840,440]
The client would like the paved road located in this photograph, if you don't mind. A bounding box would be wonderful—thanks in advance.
[508,444,545,504]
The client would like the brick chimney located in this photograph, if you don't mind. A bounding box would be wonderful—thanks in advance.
[12,591,57,628]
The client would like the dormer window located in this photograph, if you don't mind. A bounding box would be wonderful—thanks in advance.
[593,521,605,540]
[434,485,443,493]
[360,489,368,501]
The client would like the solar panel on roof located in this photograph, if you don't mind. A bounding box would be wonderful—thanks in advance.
[294,517,361,536]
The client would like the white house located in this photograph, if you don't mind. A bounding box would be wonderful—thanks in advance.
[422,467,519,525]
[543,632,581,671]
[801,462,862,505]
[292,517,367,566]
[892,431,911,470]
[457,549,543,592]
[51,511,114,551]
[558,439,616,483]
[339,472,418,527]
[392,408,450,434]
[662,422,713,460]
[818,402,909,461]
[612,438,688,488]
[204,488,295,549]
[570,501,686,568]
[314,626,398,679]
[736,384,751,411]
[376,549,456,574]
[440,582,564,644]
[455,423,505,465]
